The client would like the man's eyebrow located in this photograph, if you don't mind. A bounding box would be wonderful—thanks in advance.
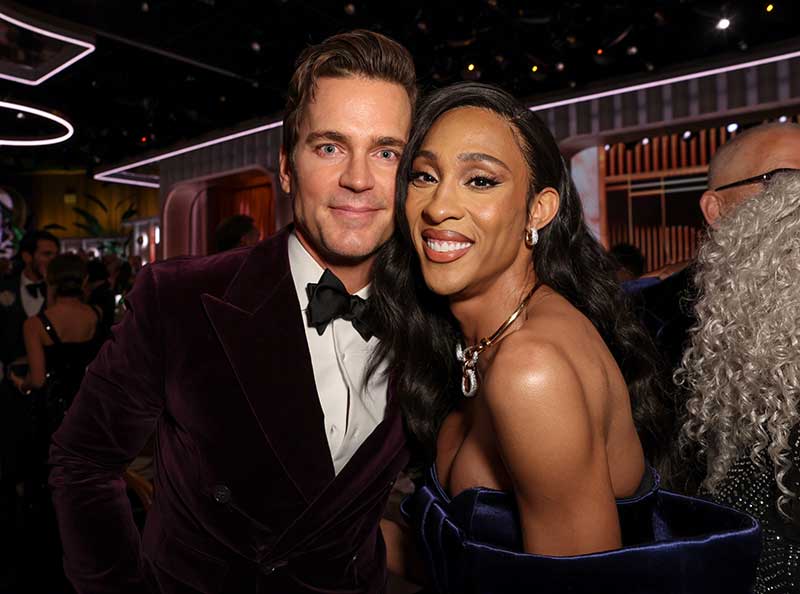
[375,136,406,149]
[305,130,348,144]
[457,152,510,171]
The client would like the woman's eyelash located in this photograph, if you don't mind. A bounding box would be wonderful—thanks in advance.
[467,175,500,187]
[410,170,437,183]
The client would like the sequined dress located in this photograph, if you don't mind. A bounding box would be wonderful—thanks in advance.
[710,427,800,594]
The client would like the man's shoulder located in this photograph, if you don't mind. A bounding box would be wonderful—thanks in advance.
[144,228,290,301]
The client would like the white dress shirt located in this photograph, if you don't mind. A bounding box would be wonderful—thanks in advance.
[288,233,389,475]
[20,272,45,318]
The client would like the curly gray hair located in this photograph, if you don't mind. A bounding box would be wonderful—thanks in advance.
[678,171,800,518]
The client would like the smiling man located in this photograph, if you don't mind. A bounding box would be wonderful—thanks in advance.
[50,30,415,594]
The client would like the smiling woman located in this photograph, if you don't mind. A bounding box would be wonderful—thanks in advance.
[370,82,761,594]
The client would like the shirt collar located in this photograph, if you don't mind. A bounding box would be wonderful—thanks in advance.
[20,272,38,288]
[287,232,371,312]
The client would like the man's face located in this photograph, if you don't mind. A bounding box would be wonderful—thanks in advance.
[703,128,800,225]
[22,239,58,280]
[279,76,412,266]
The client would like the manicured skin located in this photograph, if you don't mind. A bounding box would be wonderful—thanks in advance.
[405,106,645,557]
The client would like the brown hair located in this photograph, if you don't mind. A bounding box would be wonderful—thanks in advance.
[47,253,87,299]
[282,29,417,163]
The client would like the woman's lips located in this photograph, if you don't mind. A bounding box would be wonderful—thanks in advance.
[420,229,473,263]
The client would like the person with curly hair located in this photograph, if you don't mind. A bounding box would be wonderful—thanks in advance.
[679,171,800,594]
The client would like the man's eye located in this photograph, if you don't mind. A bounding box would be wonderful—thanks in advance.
[318,144,338,155]
[378,149,399,160]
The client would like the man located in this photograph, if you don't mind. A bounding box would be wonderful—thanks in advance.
[50,30,416,594]
[214,214,260,253]
[0,230,60,378]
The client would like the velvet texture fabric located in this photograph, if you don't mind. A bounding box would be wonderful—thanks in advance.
[49,227,409,594]
[402,466,761,594]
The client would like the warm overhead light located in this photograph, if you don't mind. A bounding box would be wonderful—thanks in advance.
[0,10,95,85]
[779,115,789,123]
[467,63,476,72]
[726,123,739,133]
[682,130,692,140]
[766,4,775,12]
[140,136,148,143]
[596,48,604,55]
[716,18,731,30]
[604,144,611,151]
[0,100,74,146]
[531,65,539,73]
[641,137,650,145]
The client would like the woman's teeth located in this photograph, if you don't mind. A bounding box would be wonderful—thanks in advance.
[425,239,472,253]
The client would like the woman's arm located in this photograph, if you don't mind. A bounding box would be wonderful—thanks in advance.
[380,517,427,584]
[484,337,621,556]
[14,316,46,391]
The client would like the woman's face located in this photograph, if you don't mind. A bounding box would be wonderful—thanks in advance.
[405,106,533,298]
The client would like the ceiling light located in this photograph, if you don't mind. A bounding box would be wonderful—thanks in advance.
[596,48,604,56]
[0,100,74,146]
[716,18,731,30]
[779,115,789,123]
[16,112,24,119]
[726,123,739,133]
[766,4,775,12]
[627,46,638,56]
[642,137,650,145]
[0,10,95,85]
[555,62,565,72]
[250,41,261,52]
[467,63,475,71]
[531,65,539,73]
[604,144,611,151]
[682,130,692,140]
[344,3,355,15]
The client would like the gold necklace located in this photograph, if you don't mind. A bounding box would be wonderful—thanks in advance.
[456,281,543,397]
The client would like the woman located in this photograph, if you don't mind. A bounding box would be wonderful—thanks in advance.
[679,171,800,594]
[11,253,104,441]
[372,83,760,593]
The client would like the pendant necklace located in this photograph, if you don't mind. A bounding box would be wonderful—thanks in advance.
[456,281,543,398]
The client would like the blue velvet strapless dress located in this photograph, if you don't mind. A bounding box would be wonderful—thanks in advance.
[401,465,762,594]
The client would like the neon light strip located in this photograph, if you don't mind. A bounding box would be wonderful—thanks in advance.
[528,48,800,112]
[98,47,800,187]
[0,101,74,146]
[94,119,284,185]
[0,10,95,86]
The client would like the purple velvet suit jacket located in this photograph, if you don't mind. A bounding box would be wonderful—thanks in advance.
[49,228,409,594]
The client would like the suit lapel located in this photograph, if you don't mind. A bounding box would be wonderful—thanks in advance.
[201,229,335,503]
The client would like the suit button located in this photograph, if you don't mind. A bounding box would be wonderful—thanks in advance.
[212,484,231,504]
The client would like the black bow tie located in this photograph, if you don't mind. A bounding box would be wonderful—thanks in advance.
[306,269,372,341]
[26,282,46,299]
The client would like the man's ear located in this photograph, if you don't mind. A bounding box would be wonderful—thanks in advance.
[528,187,560,231]
[699,190,723,226]
[279,147,292,196]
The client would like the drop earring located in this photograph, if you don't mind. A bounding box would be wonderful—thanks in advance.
[525,227,538,248]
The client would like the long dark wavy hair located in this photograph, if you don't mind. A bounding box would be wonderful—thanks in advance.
[370,82,670,475]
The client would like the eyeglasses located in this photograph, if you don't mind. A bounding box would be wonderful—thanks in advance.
[713,167,800,192]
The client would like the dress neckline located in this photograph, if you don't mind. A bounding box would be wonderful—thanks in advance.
[430,462,658,506]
